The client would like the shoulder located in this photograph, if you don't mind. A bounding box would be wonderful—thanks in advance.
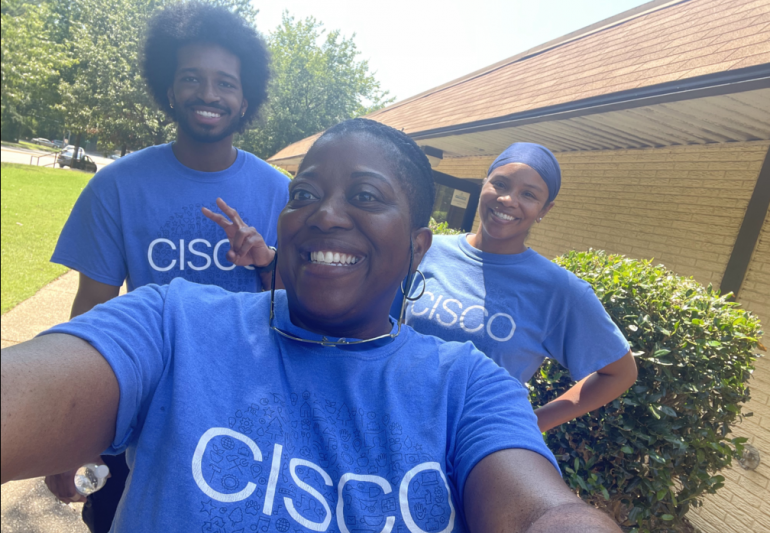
[528,250,592,298]
[86,145,169,193]
[431,234,462,250]
[424,234,465,261]
[239,152,291,188]
[402,326,494,374]
[165,277,270,305]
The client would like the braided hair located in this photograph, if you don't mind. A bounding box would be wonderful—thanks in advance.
[301,119,436,229]
[142,2,270,131]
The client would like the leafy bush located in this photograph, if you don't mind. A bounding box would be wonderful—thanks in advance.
[429,217,462,235]
[529,250,763,532]
[270,163,294,179]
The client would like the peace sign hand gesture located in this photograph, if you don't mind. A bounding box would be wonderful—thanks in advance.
[202,198,275,268]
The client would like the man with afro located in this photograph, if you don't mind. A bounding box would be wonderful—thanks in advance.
[44,3,289,531]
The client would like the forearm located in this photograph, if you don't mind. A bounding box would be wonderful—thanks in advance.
[71,273,121,318]
[525,502,620,533]
[535,352,636,432]
[1,334,119,484]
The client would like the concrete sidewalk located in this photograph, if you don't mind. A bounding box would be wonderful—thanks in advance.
[1,270,125,533]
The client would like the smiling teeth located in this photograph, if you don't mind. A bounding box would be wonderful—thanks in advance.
[311,251,360,265]
[196,110,221,118]
[493,210,516,221]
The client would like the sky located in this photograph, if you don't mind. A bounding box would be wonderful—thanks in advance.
[251,0,651,102]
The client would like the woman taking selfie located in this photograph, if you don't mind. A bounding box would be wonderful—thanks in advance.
[397,142,637,432]
[2,120,620,532]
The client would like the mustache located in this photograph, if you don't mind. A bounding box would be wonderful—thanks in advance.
[184,101,230,114]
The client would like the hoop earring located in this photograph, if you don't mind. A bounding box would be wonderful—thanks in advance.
[401,270,426,301]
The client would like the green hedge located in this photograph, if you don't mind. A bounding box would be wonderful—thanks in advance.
[530,250,763,532]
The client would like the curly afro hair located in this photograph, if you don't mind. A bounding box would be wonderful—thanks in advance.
[142,2,269,130]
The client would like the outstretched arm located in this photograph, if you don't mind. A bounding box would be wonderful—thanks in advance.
[534,350,637,432]
[1,334,119,484]
[464,449,620,533]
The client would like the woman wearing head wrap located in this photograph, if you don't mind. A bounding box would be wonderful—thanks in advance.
[396,142,637,432]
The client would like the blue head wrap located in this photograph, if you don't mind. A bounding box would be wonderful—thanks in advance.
[487,142,561,204]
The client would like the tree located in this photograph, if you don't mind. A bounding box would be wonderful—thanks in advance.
[236,13,393,159]
[55,0,173,156]
[0,0,71,141]
[1,0,258,151]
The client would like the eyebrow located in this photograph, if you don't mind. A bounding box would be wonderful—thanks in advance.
[177,68,240,82]
[350,170,392,183]
[494,174,547,192]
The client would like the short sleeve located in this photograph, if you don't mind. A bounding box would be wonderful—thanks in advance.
[544,286,630,381]
[38,285,169,452]
[50,178,127,286]
[452,349,559,500]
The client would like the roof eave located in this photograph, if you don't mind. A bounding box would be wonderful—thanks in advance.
[409,63,770,141]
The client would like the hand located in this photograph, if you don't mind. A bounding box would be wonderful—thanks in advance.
[44,468,87,503]
[202,198,275,268]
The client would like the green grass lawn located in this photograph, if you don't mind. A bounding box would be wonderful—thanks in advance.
[1,141,61,153]
[1,163,91,313]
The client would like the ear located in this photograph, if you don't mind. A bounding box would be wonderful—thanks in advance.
[240,98,249,118]
[166,87,175,110]
[410,227,433,273]
[538,201,555,221]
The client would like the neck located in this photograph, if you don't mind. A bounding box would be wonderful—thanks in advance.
[467,225,528,255]
[172,128,237,172]
[286,297,396,343]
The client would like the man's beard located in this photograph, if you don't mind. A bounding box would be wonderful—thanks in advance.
[175,107,242,143]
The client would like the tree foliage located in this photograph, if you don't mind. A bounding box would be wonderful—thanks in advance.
[1,0,72,140]
[530,250,763,533]
[2,2,391,157]
[236,13,393,159]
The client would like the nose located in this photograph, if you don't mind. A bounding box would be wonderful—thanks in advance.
[199,79,219,104]
[497,193,517,207]
[306,194,354,232]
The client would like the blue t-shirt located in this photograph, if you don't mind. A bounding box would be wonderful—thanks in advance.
[51,143,290,292]
[42,279,558,532]
[395,235,629,384]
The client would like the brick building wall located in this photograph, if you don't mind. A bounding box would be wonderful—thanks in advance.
[433,141,770,532]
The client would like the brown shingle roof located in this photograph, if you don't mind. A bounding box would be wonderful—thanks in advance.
[269,0,770,162]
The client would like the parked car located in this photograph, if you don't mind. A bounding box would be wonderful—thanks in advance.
[60,146,85,159]
[52,140,64,148]
[58,150,97,173]
[30,138,55,148]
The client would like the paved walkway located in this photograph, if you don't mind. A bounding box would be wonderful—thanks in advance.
[1,270,125,533]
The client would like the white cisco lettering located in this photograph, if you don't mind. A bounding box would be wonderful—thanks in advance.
[286,458,333,531]
[213,238,236,271]
[193,428,455,533]
[428,295,443,320]
[148,238,176,271]
[263,443,283,515]
[436,299,462,327]
[179,239,185,270]
[337,474,395,533]
[399,462,455,533]
[410,292,434,317]
[187,239,212,271]
[459,305,487,333]
[192,428,261,502]
[486,312,516,342]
